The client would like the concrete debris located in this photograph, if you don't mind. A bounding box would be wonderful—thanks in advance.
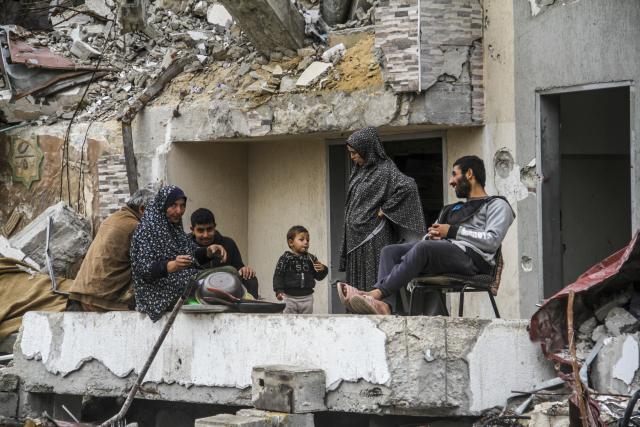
[218,0,306,53]
[595,288,633,321]
[296,61,332,87]
[0,0,380,125]
[0,236,40,270]
[252,365,326,413]
[70,39,102,59]
[605,307,638,336]
[527,401,570,427]
[207,3,234,28]
[592,334,640,394]
[9,202,91,278]
[321,42,346,64]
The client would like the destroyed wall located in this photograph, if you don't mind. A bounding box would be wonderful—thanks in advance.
[0,121,122,237]
[12,313,554,417]
[374,0,484,122]
[513,0,640,318]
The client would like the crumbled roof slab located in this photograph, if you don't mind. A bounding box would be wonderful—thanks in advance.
[13,312,554,417]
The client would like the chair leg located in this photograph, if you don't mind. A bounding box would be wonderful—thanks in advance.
[488,291,500,318]
[459,285,469,317]
[439,291,449,316]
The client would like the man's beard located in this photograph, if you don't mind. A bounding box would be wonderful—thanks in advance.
[454,175,471,198]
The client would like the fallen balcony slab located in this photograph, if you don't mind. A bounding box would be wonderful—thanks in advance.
[12,312,554,416]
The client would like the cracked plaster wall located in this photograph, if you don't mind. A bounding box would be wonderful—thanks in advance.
[0,121,123,235]
[14,312,553,416]
[514,0,640,318]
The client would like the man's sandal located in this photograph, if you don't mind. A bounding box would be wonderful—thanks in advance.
[349,295,390,315]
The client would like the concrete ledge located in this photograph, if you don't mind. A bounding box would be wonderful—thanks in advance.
[12,312,553,416]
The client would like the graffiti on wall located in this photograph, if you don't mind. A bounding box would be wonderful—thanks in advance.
[9,136,44,189]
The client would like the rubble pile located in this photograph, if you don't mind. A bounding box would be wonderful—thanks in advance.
[0,0,383,126]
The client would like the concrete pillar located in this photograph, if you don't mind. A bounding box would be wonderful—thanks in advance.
[321,0,352,25]
[218,0,305,54]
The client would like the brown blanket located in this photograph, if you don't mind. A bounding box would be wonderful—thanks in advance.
[68,206,141,311]
[0,257,72,341]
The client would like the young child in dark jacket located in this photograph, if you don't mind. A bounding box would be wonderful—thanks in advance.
[273,225,328,314]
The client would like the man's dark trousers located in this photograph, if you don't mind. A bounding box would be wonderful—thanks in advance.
[375,240,479,314]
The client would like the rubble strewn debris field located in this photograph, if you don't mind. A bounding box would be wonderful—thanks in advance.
[0,0,382,127]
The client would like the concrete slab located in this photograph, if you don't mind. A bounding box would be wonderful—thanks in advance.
[9,202,91,277]
[218,0,305,54]
[12,312,554,416]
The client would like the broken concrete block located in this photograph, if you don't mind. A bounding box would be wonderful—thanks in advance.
[605,307,638,336]
[0,236,40,270]
[297,47,316,58]
[321,0,350,26]
[187,30,210,43]
[70,39,101,59]
[85,0,115,19]
[252,365,326,413]
[193,0,208,17]
[321,43,345,64]
[279,76,297,92]
[236,409,314,427]
[0,374,19,392]
[207,3,234,28]
[578,316,597,336]
[218,0,305,53]
[528,401,570,427]
[592,334,640,394]
[296,62,332,87]
[0,392,18,418]
[595,289,633,321]
[592,324,608,342]
[9,202,92,278]
[195,414,269,427]
[349,0,372,20]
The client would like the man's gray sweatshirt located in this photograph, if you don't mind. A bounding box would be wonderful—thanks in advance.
[443,197,515,265]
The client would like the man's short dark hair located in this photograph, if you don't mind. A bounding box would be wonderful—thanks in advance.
[453,156,486,187]
[287,225,308,242]
[191,208,216,228]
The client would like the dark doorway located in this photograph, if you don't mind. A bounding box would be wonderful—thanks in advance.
[327,136,444,312]
[540,86,631,297]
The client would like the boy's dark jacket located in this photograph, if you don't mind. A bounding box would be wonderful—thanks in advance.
[273,251,328,296]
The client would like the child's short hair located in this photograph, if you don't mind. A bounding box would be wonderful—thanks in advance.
[287,225,309,243]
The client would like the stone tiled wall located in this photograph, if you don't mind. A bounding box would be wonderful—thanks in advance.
[97,154,129,220]
[420,0,484,119]
[374,0,420,92]
[374,0,484,122]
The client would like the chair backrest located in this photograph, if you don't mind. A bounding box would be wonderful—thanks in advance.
[489,248,504,296]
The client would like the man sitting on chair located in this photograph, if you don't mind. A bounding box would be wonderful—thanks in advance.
[339,155,515,315]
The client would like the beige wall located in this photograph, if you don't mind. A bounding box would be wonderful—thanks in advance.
[167,142,249,255]
[445,0,519,319]
[248,140,329,312]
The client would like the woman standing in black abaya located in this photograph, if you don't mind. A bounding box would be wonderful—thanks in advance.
[339,127,426,291]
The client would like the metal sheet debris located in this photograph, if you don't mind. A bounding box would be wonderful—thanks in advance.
[530,231,640,351]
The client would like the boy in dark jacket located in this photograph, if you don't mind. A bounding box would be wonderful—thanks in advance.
[273,225,328,314]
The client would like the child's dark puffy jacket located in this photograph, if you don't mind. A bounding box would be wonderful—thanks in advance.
[273,251,328,296]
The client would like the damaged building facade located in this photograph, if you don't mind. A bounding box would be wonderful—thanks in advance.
[0,0,639,425]
[1,0,639,319]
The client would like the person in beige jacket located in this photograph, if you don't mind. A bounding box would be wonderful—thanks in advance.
[68,189,154,311]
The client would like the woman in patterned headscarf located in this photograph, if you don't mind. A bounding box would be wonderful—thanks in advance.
[130,185,226,321]
[339,127,426,291]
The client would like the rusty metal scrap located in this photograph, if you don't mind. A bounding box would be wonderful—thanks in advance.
[0,26,111,102]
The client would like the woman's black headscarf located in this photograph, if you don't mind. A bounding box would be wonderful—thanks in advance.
[340,127,426,279]
[131,185,197,321]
